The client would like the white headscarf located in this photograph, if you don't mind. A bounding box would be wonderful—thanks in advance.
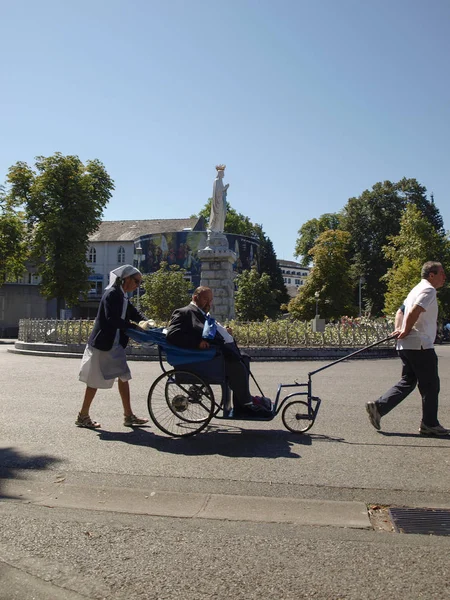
[105,264,142,289]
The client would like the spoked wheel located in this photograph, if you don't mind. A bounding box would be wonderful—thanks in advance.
[282,400,315,434]
[148,370,215,437]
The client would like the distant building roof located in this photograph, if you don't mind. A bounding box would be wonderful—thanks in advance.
[277,259,309,270]
[89,217,205,242]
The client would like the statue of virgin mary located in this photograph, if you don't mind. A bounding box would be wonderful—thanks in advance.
[209,165,229,233]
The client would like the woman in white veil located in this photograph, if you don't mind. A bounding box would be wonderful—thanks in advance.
[77,264,150,429]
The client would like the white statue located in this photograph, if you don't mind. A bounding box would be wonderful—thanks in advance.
[209,165,229,233]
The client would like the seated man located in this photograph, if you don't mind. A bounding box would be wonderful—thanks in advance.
[166,286,272,417]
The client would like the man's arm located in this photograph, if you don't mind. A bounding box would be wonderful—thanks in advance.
[394,308,404,330]
[397,304,425,339]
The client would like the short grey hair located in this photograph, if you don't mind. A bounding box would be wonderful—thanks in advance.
[421,261,442,279]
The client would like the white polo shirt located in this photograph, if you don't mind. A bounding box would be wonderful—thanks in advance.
[397,278,437,350]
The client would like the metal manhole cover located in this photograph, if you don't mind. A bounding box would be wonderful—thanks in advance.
[389,507,450,536]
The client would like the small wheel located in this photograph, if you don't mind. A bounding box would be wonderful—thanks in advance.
[148,370,215,437]
[282,400,315,434]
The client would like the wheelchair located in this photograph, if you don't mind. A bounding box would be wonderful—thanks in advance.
[127,327,320,438]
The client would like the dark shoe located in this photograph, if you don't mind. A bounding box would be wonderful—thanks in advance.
[366,402,381,431]
[419,423,449,436]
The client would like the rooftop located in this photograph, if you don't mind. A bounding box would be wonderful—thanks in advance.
[89,217,205,242]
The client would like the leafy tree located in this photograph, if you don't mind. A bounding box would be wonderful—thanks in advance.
[140,262,191,323]
[294,212,343,266]
[0,186,28,284]
[257,229,290,313]
[6,153,114,310]
[383,204,450,315]
[343,178,444,316]
[288,230,355,320]
[234,266,275,321]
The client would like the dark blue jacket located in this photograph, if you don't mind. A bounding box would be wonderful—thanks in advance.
[88,286,146,351]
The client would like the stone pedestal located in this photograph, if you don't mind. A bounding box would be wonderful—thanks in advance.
[198,232,236,323]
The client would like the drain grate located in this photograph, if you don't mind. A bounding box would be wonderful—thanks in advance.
[389,507,450,536]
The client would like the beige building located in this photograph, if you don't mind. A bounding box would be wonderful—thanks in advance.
[277,259,310,298]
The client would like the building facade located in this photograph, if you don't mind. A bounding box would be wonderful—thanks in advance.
[277,259,310,298]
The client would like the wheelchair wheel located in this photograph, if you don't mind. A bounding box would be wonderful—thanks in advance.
[148,370,215,437]
[282,400,315,434]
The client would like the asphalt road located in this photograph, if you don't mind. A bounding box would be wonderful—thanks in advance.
[1,345,449,599]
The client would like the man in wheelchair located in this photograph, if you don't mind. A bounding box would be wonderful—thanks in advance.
[166,286,272,417]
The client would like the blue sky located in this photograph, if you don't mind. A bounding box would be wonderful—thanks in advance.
[1,0,449,260]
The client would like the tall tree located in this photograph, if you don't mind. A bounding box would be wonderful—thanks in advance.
[0,186,28,284]
[343,179,444,316]
[234,266,274,321]
[294,212,343,266]
[6,153,114,310]
[383,204,450,315]
[288,230,355,320]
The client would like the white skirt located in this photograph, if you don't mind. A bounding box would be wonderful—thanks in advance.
[78,344,131,389]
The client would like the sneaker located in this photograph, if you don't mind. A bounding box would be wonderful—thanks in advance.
[366,402,381,431]
[75,413,101,429]
[419,423,450,436]
[124,414,149,427]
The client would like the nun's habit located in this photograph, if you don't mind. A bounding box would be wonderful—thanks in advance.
[79,265,146,389]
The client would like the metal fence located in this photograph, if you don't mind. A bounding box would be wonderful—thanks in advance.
[18,318,394,348]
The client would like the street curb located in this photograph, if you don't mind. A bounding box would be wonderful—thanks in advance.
[8,342,397,361]
[1,478,371,529]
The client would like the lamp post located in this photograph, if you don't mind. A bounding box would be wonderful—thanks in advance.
[135,242,142,309]
[314,291,320,318]
[358,276,365,318]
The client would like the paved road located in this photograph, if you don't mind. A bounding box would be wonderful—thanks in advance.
[1,345,449,599]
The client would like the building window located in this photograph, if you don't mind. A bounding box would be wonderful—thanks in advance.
[117,246,125,264]
[295,279,300,285]
[88,247,96,263]
[288,278,291,284]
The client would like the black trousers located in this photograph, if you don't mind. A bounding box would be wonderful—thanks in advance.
[222,343,252,408]
[376,349,440,427]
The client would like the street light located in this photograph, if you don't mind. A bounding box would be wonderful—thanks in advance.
[358,276,365,318]
[314,291,320,318]
[135,241,142,309]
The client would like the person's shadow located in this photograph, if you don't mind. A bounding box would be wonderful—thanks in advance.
[96,424,318,458]
[0,447,61,499]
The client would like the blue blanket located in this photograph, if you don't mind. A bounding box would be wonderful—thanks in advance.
[126,327,217,366]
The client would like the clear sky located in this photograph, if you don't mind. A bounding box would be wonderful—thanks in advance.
[1,0,449,260]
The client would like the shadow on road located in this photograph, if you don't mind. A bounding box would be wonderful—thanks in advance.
[95,426,331,458]
[0,447,61,500]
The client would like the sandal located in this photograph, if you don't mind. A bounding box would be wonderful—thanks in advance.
[75,413,101,429]
[124,414,149,427]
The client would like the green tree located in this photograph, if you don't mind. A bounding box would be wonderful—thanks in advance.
[0,186,28,284]
[234,266,275,321]
[288,230,355,320]
[6,153,114,310]
[257,229,290,313]
[140,262,191,322]
[294,212,343,266]
[383,204,450,315]
[343,178,444,316]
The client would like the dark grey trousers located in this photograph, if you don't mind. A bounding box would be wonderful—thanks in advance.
[376,349,440,427]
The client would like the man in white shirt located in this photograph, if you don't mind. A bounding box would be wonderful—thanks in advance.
[366,261,448,436]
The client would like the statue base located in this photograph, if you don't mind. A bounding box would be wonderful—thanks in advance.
[198,231,236,323]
